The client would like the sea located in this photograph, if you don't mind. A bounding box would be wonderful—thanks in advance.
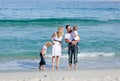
[0,0,120,71]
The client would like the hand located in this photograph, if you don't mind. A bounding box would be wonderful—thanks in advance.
[43,54,45,57]
[71,41,77,45]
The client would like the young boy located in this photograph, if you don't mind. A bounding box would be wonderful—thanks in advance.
[71,25,79,46]
[39,42,52,70]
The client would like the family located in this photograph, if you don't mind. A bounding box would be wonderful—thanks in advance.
[39,25,80,70]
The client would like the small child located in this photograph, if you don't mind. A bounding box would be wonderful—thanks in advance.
[71,26,79,46]
[39,42,52,70]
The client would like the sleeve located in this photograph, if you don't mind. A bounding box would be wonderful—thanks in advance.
[74,31,78,35]
[43,45,47,50]
[43,45,45,49]
[64,34,68,39]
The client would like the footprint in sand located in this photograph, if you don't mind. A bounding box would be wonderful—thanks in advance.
[30,78,40,81]
[62,77,75,81]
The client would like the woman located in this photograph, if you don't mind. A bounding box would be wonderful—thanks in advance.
[51,26,64,70]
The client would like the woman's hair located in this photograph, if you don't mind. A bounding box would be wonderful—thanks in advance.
[57,26,64,38]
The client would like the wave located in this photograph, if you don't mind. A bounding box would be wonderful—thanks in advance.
[0,18,120,22]
[0,18,120,26]
[0,60,38,70]
[45,52,117,58]
[0,52,119,70]
[44,52,120,58]
[0,52,118,60]
[78,52,115,58]
[0,53,120,71]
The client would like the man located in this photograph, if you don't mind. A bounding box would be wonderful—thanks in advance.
[64,25,80,70]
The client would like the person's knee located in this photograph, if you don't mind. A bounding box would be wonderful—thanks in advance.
[52,56,55,58]
[56,56,59,58]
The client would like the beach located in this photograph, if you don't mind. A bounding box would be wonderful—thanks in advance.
[0,69,120,81]
[0,0,120,80]
[0,0,120,71]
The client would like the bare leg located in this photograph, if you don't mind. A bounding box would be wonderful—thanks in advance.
[68,63,72,70]
[56,56,60,70]
[39,65,43,70]
[52,56,55,70]
[74,64,77,70]
[42,65,46,70]
[39,64,41,70]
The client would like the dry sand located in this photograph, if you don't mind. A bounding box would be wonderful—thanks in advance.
[0,69,120,81]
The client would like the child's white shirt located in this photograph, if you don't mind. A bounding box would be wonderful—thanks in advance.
[43,45,47,54]
[71,31,79,40]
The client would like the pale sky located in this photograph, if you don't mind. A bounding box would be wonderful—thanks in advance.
[0,0,120,2]
[53,0,120,2]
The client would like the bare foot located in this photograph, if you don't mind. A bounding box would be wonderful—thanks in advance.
[39,65,41,70]
[74,64,77,70]
[68,64,72,70]
[56,67,59,71]
[52,67,54,71]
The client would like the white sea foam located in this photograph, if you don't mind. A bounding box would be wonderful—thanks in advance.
[0,60,38,70]
[78,52,115,58]
[0,53,119,71]
[45,52,115,58]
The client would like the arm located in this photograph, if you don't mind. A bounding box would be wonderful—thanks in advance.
[72,33,78,37]
[65,39,71,44]
[72,31,78,37]
[41,49,45,56]
[71,36,80,45]
[64,33,71,44]
[77,36,80,42]
[51,32,57,38]
[51,32,57,45]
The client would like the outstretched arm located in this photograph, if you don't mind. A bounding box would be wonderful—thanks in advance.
[51,32,57,38]
[51,32,57,45]
[41,49,45,56]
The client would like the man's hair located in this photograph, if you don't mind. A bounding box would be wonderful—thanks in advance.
[65,25,70,29]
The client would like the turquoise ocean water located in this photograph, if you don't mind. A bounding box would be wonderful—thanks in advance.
[0,0,120,71]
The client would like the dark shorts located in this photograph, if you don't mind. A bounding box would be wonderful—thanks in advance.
[39,53,46,65]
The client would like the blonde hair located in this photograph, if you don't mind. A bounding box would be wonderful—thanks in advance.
[73,25,78,30]
[45,42,52,46]
[57,26,64,38]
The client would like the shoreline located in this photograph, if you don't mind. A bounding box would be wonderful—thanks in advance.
[0,66,120,73]
[1,56,120,71]
[0,68,120,81]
